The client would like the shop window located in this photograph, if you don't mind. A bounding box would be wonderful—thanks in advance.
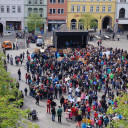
[6,21,21,31]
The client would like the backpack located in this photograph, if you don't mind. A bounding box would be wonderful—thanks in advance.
[75,109,78,115]
[57,108,62,115]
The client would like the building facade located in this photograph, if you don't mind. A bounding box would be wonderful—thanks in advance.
[0,0,24,34]
[67,0,116,30]
[116,0,128,30]
[24,0,47,33]
[47,0,67,31]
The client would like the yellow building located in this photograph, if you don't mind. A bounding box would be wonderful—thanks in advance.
[67,0,116,30]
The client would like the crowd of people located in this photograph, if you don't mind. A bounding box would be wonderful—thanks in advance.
[23,44,128,127]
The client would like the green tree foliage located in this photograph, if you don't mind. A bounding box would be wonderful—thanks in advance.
[0,52,39,128]
[81,13,98,29]
[107,93,128,128]
[27,13,44,33]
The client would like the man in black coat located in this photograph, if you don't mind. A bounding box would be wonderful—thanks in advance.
[51,106,56,121]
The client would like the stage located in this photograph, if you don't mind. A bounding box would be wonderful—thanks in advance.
[53,30,88,49]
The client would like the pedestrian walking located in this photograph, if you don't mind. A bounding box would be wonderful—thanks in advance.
[13,43,15,50]
[10,55,13,65]
[35,94,40,105]
[18,68,21,80]
[57,106,62,123]
[16,42,18,50]
[51,106,56,121]
[23,52,25,60]
[24,88,28,96]
[7,54,9,63]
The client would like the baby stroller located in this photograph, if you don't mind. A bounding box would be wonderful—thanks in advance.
[28,110,38,120]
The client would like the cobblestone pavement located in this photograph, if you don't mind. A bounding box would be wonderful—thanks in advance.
[0,33,128,128]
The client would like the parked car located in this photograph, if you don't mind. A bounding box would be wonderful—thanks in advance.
[36,36,44,46]
[1,41,12,49]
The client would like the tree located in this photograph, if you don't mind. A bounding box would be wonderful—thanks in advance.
[107,93,128,128]
[0,52,39,128]
[27,13,45,33]
[81,13,98,29]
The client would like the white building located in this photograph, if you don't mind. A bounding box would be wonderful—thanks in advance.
[116,0,128,30]
[0,0,24,34]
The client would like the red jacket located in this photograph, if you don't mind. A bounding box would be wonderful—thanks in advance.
[98,120,102,125]
[87,107,91,112]
[47,100,51,106]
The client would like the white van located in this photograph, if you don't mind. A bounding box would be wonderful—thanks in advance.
[36,36,44,46]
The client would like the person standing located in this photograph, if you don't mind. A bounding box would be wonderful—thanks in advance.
[51,106,56,121]
[60,96,65,108]
[18,68,21,80]
[35,94,40,105]
[117,35,120,41]
[47,99,51,113]
[7,54,9,63]
[76,114,82,128]
[10,55,13,65]
[57,106,62,123]
[24,88,28,96]
[16,42,18,50]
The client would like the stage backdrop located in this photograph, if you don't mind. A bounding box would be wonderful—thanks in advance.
[53,31,88,49]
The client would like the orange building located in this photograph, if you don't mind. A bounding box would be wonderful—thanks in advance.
[47,0,67,31]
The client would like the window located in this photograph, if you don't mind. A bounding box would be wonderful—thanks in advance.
[28,8,32,16]
[58,9,60,14]
[58,9,64,14]
[58,0,64,3]
[119,8,125,18]
[29,0,32,4]
[50,0,52,3]
[49,9,52,14]
[103,0,105,1]
[12,6,15,13]
[53,9,56,14]
[90,6,93,12]
[102,6,105,12]
[34,0,37,4]
[40,0,43,4]
[96,6,99,12]
[39,8,43,17]
[71,5,75,12]
[49,9,56,14]
[82,5,86,12]
[108,6,111,12]
[7,6,10,13]
[97,0,100,1]
[1,6,4,13]
[120,0,126,2]
[18,6,21,13]
[53,0,56,3]
[77,5,80,12]
[61,9,64,14]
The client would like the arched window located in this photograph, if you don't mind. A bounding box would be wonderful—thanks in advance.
[39,8,43,17]
[33,8,38,13]
[71,19,77,29]
[28,8,32,16]
[119,8,125,18]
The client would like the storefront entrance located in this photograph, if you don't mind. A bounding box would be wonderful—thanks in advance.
[0,23,3,33]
